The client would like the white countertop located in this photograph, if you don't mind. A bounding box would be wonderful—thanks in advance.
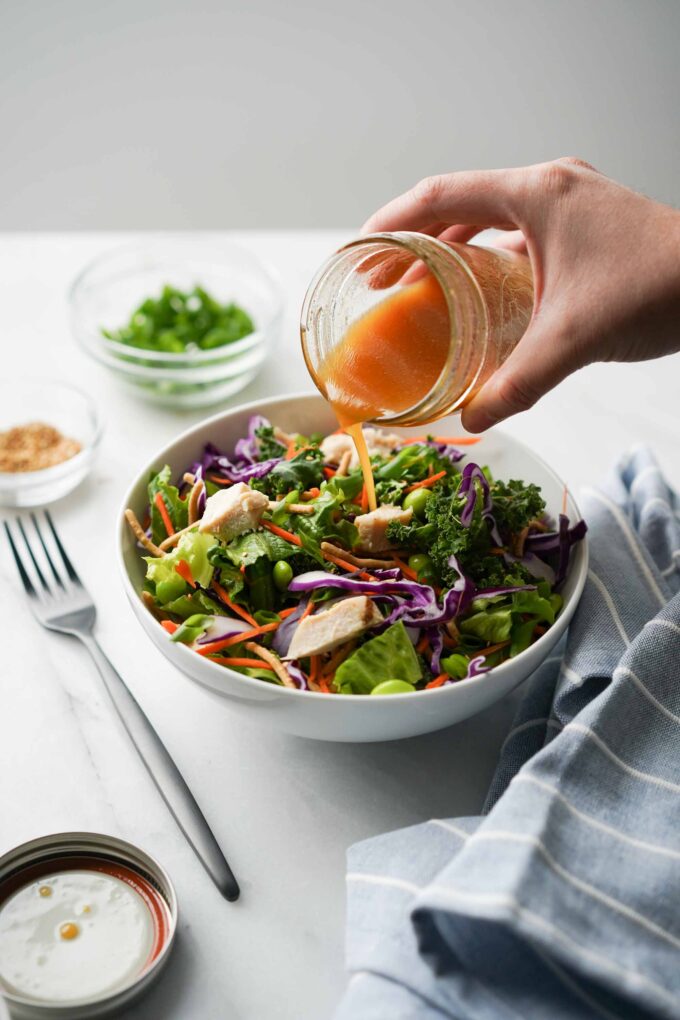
[2,232,679,1020]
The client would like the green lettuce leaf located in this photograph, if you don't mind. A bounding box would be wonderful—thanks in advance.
[148,465,188,545]
[218,530,297,569]
[459,608,513,644]
[171,614,212,644]
[161,590,226,619]
[145,531,217,604]
[335,622,422,695]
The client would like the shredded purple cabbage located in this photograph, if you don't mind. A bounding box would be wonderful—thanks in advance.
[466,655,491,679]
[191,443,280,483]
[427,628,444,673]
[423,440,465,464]
[458,463,492,526]
[196,616,252,645]
[286,662,308,691]
[525,516,587,584]
[505,551,556,584]
[271,598,308,656]
[234,414,271,465]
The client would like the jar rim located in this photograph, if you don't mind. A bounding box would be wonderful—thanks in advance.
[300,230,489,427]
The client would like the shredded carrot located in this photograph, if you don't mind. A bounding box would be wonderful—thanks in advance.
[303,487,321,499]
[154,491,175,536]
[490,547,507,556]
[404,470,447,493]
[212,582,258,626]
[175,559,196,588]
[441,633,458,649]
[262,520,303,547]
[300,599,316,620]
[392,554,419,582]
[211,656,275,670]
[426,673,448,689]
[279,607,298,619]
[416,634,430,654]
[478,639,511,658]
[322,551,375,581]
[533,625,547,637]
[323,467,336,479]
[262,520,374,579]
[318,676,330,694]
[197,620,280,656]
[285,442,314,461]
[207,474,234,486]
[309,655,320,684]
[360,485,369,513]
[161,620,179,634]
[404,436,482,446]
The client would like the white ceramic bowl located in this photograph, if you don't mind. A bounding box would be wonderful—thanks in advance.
[118,393,588,742]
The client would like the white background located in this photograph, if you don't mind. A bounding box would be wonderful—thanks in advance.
[1,0,679,229]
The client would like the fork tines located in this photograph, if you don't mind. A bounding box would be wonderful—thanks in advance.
[4,510,81,600]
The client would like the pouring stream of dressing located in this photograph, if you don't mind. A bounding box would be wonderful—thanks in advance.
[317,273,451,509]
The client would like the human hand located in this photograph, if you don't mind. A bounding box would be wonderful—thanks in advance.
[362,158,680,432]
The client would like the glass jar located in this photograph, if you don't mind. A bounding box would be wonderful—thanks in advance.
[300,231,534,426]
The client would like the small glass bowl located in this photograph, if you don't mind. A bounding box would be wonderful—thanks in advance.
[69,239,284,409]
[0,380,102,507]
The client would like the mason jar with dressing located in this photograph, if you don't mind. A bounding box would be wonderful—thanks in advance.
[300,231,534,429]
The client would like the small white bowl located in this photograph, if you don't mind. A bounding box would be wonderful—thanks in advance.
[70,239,284,409]
[0,380,102,508]
[117,393,588,743]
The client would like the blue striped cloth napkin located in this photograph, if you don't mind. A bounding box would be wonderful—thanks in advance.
[336,447,680,1020]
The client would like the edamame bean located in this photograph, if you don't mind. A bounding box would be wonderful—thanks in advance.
[403,487,433,519]
[408,552,434,575]
[370,679,416,695]
[273,560,294,591]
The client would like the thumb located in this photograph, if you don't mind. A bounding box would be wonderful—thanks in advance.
[460,322,585,433]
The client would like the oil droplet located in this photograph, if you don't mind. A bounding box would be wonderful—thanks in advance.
[80,904,91,914]
[38,886,52,898]
[59,922,80,940]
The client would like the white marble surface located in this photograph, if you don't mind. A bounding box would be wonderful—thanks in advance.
[1,232,679,1020]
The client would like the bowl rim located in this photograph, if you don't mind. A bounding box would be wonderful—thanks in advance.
[0,378,104,485]
[117,391,589,703]
[69,237,285,366]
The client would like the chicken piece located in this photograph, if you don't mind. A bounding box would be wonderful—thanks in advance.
[287,596,383,660]
[362,427,404,460]
[320,432,355,466]
[320,427,403,470]
[354,504,413,552]
[198,482,269,539]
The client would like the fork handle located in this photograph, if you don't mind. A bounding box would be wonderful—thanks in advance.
[79,632,240,901]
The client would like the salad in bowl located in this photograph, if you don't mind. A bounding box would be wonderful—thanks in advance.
[123,407,586,705]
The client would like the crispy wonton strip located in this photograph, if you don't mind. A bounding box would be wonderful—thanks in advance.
[244,642,297,689]
[125,509,164,557]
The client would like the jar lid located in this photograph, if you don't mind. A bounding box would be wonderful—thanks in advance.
[0,833,178,1019]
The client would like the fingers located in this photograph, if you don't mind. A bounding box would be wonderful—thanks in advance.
[361,169,524,236]
[361,224,486,290]
[490,229,528,254]
[461,319,587,432]
[397,225,483,286]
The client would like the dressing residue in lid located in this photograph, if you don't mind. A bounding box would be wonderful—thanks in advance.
[0,856,171,1005]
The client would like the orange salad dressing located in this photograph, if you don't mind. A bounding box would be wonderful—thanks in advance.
[317,274,451,510]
